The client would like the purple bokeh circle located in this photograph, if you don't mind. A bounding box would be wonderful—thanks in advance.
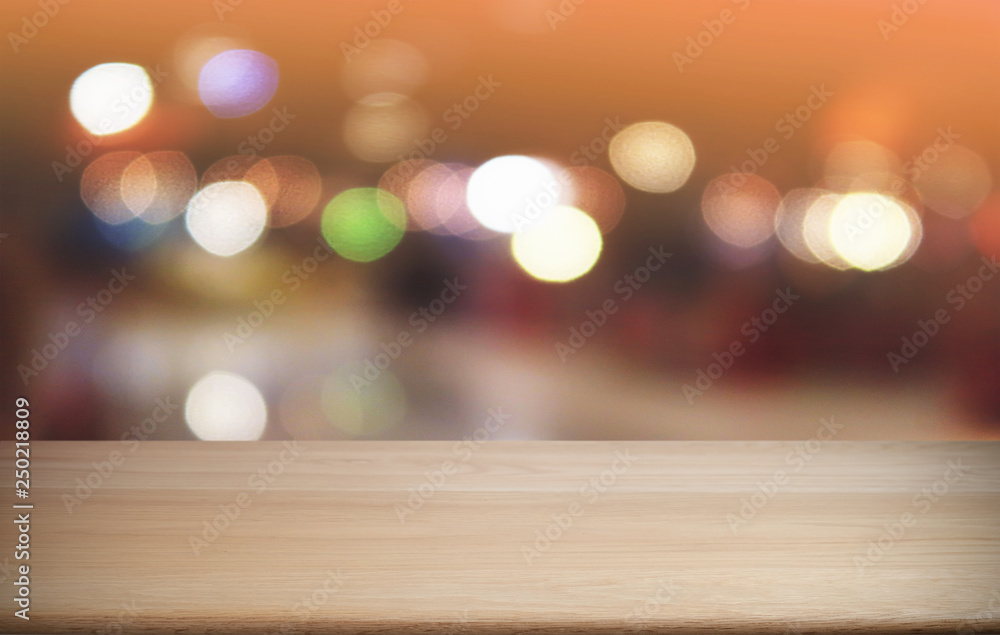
[198,49,279,119]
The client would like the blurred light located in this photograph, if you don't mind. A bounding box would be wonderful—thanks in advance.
[244,156,322,227]
[405,161,457,231]
[969,192,1000,258]
[120,156,157,218]
[435,166,498,240]
[378,159,436,229]
[400,161,505,237]
[70,63,154,135]
[379,159,434,197]
[802,192,852,269]
[823,140,903,192]
[701,174,781,248]
[915,145,992,219]
[321,368,407,438]
[185,371,267,441]
[828,193,918,271]
[812,175,859,194]
[202,154,260,186]
[564,166,626,234]
[81,151,144,225]
[174,26,250,96]
[511,205,602,282]
[775,188,828,263]
[342,39,428,100]
[198,49,279,118]
[889,202,923,269]
[609,121,696,193]
[320,187,406,262]
[185,181,268,256]
[121,151,198,224]
[342,92,429,163]
[467,155,562,233]
[813,172,925,219]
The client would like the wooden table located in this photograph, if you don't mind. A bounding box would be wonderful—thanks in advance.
[3,441,998,634]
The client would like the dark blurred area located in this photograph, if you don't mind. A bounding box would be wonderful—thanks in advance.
[1,0,997,441]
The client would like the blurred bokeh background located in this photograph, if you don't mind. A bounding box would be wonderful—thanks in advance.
[1,0,997,441]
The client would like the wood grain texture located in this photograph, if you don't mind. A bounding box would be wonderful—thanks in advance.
[1,441,998,634]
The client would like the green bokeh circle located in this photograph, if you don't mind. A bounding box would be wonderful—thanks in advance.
[321,188,406,262]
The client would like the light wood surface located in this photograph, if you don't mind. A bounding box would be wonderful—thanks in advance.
[2,441,998,634]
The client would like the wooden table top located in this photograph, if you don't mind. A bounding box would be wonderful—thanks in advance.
[2,441,998,634]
